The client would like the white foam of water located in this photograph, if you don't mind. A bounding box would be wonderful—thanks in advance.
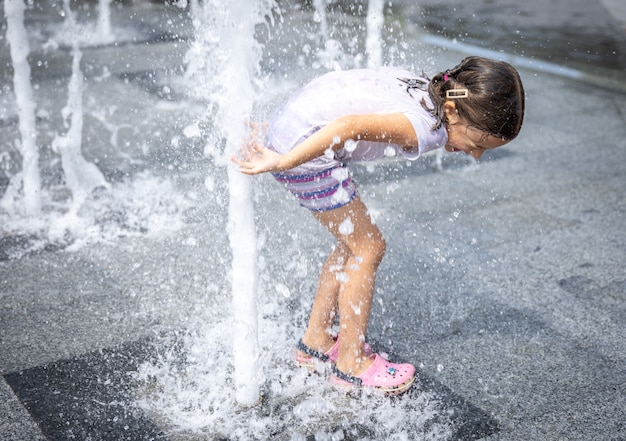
[133,292,453,440]
[0,172,194,258]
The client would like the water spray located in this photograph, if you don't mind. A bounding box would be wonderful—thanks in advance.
[96,0,114,44]
[366,0,385,68]
[53,0,110,215]
[2,0,41,215]
[186,0,275,408]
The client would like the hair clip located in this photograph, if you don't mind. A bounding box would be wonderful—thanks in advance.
[446,89,469,99]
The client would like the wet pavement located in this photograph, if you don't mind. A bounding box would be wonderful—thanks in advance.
[1,0,625,440]
[401,0,626,72]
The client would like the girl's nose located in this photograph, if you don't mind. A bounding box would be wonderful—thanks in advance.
[471,149,484,159]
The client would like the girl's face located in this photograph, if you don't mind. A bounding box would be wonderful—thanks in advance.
[443,101,509,159]
[444,123,508,159]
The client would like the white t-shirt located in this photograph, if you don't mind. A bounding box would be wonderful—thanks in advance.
[266,67,447,173]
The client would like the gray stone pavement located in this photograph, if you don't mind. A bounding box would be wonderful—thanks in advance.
[401,0,626,72]
[0,1,625,440]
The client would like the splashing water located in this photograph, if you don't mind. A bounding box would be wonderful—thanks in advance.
[96,0,114,44]
[183,0,276,407]
[53,1,110,215]
[132,1,455,438]
[135,309,452,439]
[313,0,349,70]
[312,0,329,38]
[338,217,355,236]
[366,0,385,68]
[0,0,192,257]
[51,0,131,48]
[0,1,462,438]
[2,0,41,215]
[53,47,110,214]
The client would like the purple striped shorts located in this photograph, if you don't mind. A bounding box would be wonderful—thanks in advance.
[272,165,357,212]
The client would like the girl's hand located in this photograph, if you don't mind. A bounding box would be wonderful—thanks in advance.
[232,142,282,175]
[232,123,282,174]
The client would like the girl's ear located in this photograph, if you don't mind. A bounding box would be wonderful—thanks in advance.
[443,100,461,124]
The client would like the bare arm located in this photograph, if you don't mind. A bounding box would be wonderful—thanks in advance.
[233,113,418,175]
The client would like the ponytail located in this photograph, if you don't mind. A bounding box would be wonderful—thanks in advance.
[421,56,525,140]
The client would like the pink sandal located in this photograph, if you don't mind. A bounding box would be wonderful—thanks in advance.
[295,337,373,368]
[331,354,415,396]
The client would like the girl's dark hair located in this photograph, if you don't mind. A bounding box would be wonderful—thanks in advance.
[421,56,525,140]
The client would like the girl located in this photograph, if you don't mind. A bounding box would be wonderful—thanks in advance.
[233,56,525,395]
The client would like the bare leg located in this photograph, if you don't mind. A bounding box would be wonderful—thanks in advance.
[300,242,350,353]
[305,195,386,375]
